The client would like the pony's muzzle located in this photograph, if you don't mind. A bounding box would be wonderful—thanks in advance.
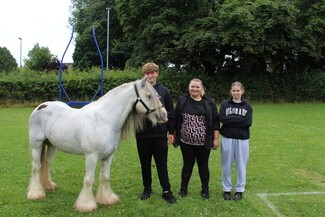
[156,108,168,123]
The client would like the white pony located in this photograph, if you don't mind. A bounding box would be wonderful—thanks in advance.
[26,77,167,212]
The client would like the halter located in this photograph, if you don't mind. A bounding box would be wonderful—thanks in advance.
[133,84,162,114]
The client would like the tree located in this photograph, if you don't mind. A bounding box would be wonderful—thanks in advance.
[211,0,300,75]
[115,0,215,70]
[294,0,325,71]
[71,0,126,69]
[70,0,324,75]
[0,47,18,72]
[179,15,221,74]
[25,43,54,71]
[254,1,298,74]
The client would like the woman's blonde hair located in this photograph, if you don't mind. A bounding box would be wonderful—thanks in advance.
[230,81,245,97]
[190,78,205,96]
[231,81,245,91]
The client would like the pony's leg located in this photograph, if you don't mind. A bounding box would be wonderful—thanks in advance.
[41,144,57,192]
[74,154,98,212]
[96,155,120,205]
[27,145,46,200]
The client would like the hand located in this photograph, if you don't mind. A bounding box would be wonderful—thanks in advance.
[212,138,219,150]
[168,134,174,144]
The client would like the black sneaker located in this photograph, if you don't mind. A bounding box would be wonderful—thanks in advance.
[162,191,177,204]
[201,188,210,199]
[223,191,231,200]
[178,189,188,198]
[233,192,243,201]
[140,188,152,200]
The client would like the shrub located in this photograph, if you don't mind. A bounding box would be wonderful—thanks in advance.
[0,67,323,105]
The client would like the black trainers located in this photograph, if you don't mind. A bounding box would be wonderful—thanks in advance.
[178,189,188,198]
[162,191,177,204]
[140,188,152,200]
[223,191,231,200]
[201,188,210,199]
[233,192,243,201]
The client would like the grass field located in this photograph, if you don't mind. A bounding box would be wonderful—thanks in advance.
[0,103,324,217]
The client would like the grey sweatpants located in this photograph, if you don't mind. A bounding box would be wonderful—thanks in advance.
[221,137,249,193]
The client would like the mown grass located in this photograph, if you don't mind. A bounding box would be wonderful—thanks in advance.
[0,103,324,217]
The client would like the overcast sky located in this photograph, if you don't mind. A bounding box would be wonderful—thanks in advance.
[0,0,75,65]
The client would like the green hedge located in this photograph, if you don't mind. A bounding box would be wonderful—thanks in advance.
[0,68,142,105]
[160,68,325,103]
[0,67,324,105]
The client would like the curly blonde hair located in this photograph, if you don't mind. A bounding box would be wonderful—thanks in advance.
[142,63,159,74]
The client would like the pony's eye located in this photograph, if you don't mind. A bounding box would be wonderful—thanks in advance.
[147,93,151,99]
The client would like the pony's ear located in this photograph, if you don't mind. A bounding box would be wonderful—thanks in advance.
[141,76,147,87]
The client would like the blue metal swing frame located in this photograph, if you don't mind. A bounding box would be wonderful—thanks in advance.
[58,26,105,107]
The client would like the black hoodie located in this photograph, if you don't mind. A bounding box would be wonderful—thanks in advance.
[219,97,253,140]
[136,81,174,139]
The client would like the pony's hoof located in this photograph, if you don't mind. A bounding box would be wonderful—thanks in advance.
[45,182,57,192]
[97,196,120,206]
[96,192,120,205]
[73,203,97,213]
[27,191,46,200]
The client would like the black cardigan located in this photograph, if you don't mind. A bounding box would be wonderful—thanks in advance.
[174,95,220,150]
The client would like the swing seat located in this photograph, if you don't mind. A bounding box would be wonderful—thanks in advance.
[66,101,90,107]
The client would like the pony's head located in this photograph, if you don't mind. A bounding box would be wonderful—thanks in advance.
[121,77,168,138]
[133,77,168,127]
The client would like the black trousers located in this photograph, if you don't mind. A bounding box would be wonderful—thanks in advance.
[180,141,211,191]
[136,137,171,192]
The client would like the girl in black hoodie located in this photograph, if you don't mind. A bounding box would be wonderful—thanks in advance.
[219,82,253,201]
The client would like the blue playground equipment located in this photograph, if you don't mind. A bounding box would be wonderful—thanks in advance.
[58,26,105,107]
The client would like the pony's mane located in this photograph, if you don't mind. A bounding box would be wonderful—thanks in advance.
[97,81,133,101]
[120,79,161,139]
[120,111,146,139]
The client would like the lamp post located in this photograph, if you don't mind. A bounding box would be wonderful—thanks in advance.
[106,8,110,71]
[18,37,22,67]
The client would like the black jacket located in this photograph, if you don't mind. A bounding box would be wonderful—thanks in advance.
[136,81,174,139]
[219,97,253,140]
[174,95,220,150]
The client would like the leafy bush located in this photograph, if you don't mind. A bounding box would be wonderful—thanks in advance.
[0,67,324,105]
[0,67,142,104]
[0,47,18,72]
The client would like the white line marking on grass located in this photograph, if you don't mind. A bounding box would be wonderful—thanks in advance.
[256,192,325,217]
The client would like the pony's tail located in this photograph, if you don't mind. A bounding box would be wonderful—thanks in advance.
[40,143,48,188]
